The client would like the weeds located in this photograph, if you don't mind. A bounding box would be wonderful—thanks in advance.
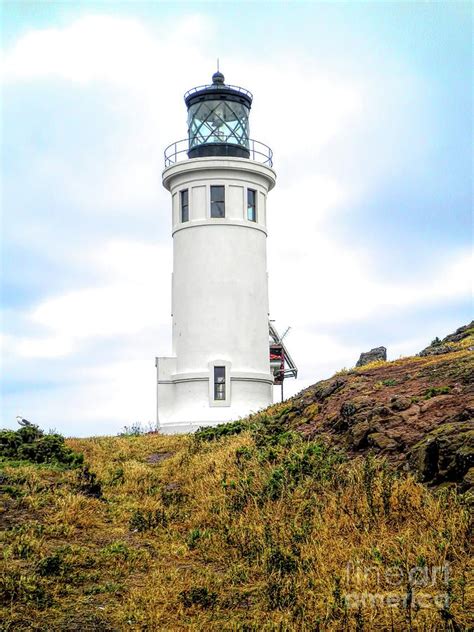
[363,454,377,517]
[187,528,203,550]
[119,421,156,436]
[129,508,167,531]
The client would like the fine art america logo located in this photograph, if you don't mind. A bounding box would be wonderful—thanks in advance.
[344,561,451,610]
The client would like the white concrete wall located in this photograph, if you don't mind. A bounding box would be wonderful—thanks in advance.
[157,157,276,433]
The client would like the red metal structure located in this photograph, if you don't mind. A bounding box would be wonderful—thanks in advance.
[269,322,298,400]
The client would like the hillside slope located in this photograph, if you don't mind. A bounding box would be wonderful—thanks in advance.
[1,325,472,630]
[277,322,474,491]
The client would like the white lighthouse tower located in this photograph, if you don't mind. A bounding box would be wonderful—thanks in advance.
[156,71,287,434]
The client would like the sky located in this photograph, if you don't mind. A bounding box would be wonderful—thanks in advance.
[1,1,472,437]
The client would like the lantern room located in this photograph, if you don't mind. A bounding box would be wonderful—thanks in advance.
[184,71,252,159]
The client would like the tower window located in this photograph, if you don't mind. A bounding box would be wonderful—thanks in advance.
[210,185,225,218]
[180,189,189,222]
[214,366,226,400]
[247,189,257,222]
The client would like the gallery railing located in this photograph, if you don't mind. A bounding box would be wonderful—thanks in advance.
[164,138,273,168]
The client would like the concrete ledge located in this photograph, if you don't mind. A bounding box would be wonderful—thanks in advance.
[162,156,276,192]
[158,370,274,384]
[159,419,234,435]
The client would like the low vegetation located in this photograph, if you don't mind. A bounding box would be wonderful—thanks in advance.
[0,423,83,468]
[1,326,472,629]
[1,424,472,628]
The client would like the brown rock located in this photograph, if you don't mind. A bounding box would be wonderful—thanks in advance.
[409,422,474,484]
[462,467,474,490]
[340,397,374,419]
[401,404,420,418]
[420,396,451,414]
[368,432,399,451]
[350,422,372,449]
[390,396,412,412]
[419,345,454,357]
[317,377,346,400]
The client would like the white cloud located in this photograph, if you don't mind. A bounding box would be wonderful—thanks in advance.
[7,241,171,358]
[1,15,211,85]
[269,238,472,327]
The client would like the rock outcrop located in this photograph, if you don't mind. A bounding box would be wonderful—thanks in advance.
[409,421,473,489]
[419,321,474,356]
[356,346,387,367]
[276,322,474,492]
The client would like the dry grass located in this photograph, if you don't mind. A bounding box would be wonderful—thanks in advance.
[1,422,472,631]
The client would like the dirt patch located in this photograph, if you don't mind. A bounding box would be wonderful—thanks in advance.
[146,452,174,464]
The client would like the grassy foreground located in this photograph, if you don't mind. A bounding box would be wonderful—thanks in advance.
[1,413,472,630]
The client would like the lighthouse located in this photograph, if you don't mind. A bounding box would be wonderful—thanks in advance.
[156,72,294,434]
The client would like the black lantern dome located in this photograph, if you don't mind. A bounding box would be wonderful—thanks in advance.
[184,73,253,159]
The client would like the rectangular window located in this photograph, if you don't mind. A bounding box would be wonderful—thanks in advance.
[210,185,225,218]
[180,189,189,222]
[247,189,257,222]
[214,366,226,400]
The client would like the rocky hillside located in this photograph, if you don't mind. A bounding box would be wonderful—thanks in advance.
[280,321,474,492]
[0,323,472,630]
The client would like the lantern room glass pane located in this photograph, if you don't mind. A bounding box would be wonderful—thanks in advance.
[188,100,250,149]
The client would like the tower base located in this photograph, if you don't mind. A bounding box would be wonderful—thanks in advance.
[156,357,273,434]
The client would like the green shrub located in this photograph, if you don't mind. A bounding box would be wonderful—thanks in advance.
[423,386,451,399]
[36,552,68,577]
[0,424,42,457]
[194,408,298,448]
[194,419,249,442]
[0,424,83,467]
[263,443,344,500]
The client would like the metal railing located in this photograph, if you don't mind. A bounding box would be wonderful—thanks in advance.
[184,84,253,101]
[164,138,273,167]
